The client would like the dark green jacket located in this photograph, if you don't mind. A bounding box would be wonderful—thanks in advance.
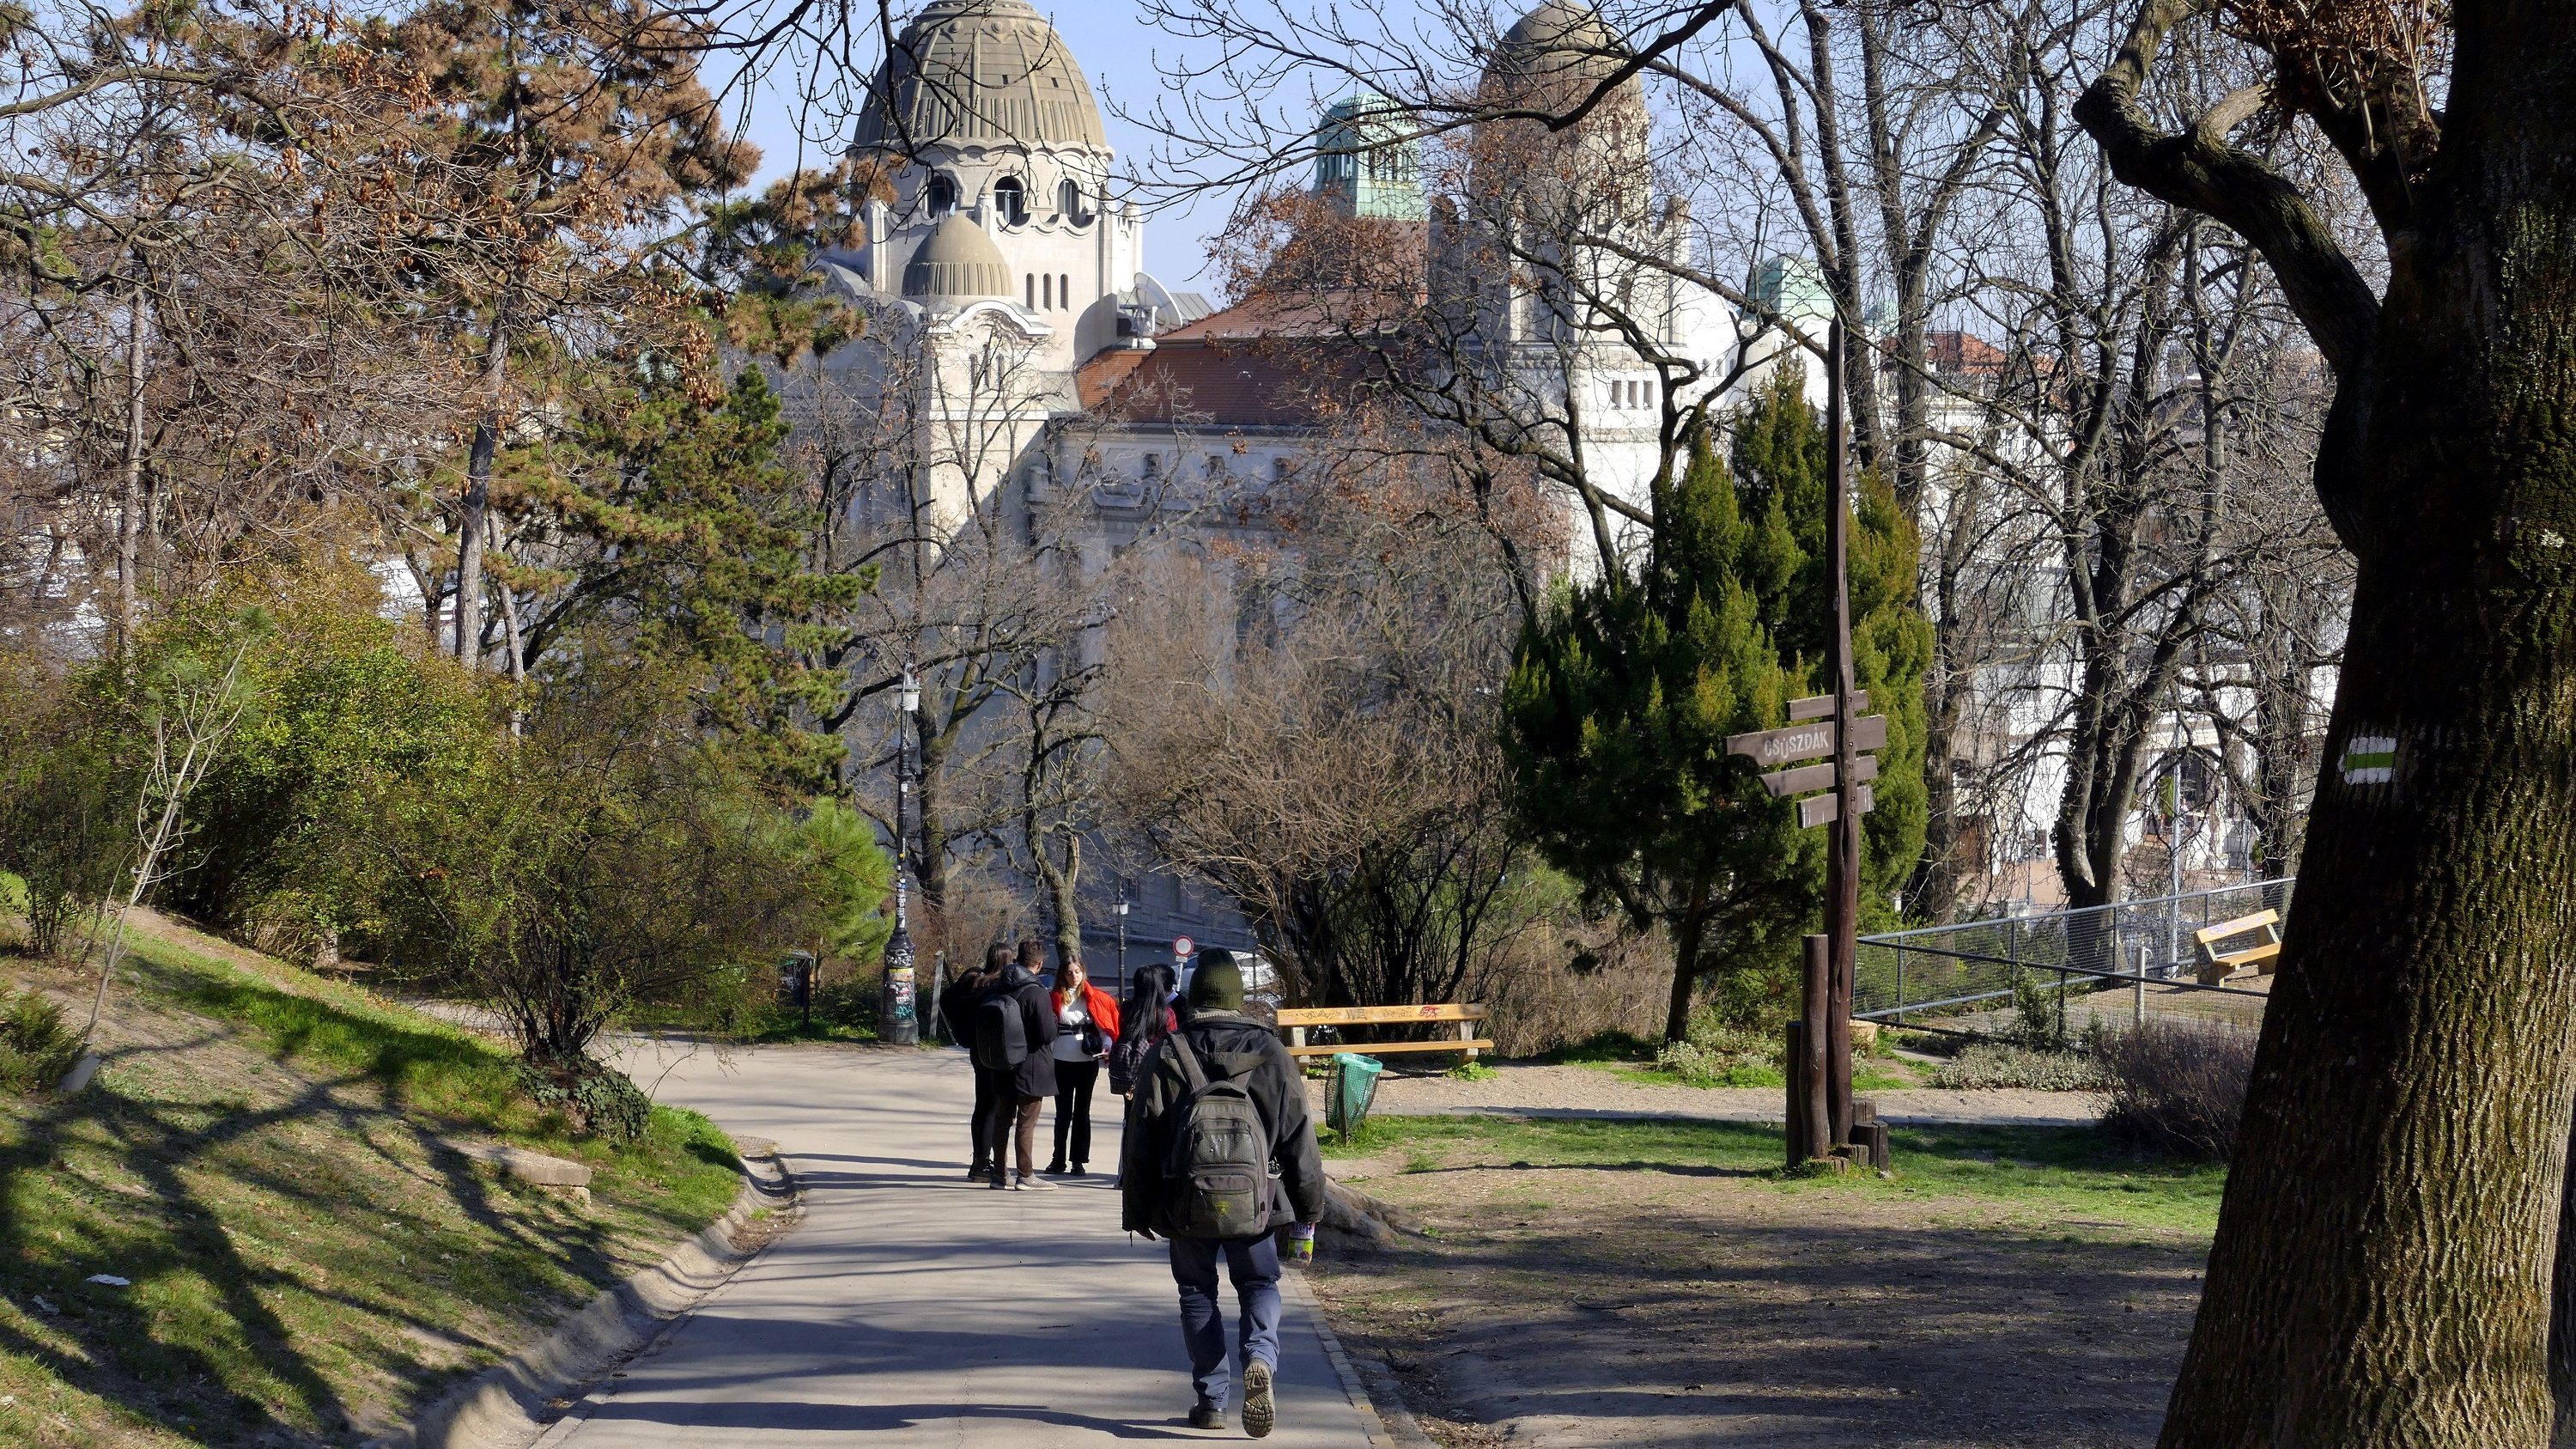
[1120,1010,1326,1237]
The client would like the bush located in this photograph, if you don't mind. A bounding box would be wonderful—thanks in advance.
[1926,1042,2110,1092]
[514,1057,654,1142]
[1653,1014,1785,1087]
[0,984,82,1094]
[2097,1018,2257,1160]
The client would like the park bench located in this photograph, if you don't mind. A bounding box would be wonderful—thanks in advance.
[1276,1003,1493,1062]
[2194,910,2283,984]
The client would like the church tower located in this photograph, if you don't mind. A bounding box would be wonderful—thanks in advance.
[848,0,1148,372]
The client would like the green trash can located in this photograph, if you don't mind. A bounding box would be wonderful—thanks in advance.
[1327,1053,1385,1136]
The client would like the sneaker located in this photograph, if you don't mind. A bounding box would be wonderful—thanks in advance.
[1013,1172,1059,1191]
[1242,1359,1274,1439]
[987,1171,1010,1190]
[1042,1160,1068,1176]
[1188,1404,1225,1431]
[967,1163,993,1182]
[1070,1161,1087,1176]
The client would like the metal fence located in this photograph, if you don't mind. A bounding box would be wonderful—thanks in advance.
[1854,878,2293,1036]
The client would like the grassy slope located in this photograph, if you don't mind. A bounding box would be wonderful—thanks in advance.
[0,915,744,1447]
[1327,1113,2227,1235]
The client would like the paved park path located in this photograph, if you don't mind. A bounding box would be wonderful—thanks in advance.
[547,1041,1386,1449]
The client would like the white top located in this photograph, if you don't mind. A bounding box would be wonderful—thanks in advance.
[1052,995,1097,1062]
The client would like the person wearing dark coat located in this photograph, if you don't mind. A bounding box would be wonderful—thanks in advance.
[944,944,1012,1181]
[986,939,1060,1190]
[1120,951,1325,1437]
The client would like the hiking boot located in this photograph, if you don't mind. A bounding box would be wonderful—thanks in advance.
[1242,1360,1274,1440]
[1188,1403,1225,1431]
[1013,1172,1059,1191]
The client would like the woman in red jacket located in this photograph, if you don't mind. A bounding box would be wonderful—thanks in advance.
[1046,957,1122,1177]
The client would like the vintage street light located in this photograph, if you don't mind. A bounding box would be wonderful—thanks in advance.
[879,669,923,1045]
[1115,884,1132,986]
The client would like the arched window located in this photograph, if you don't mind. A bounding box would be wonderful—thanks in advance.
[1058,178,1086,221]
[1042,274,1053,309]
[993,175,1028,226]
[1025,274,1035,307]
[925,173,958,216]
[1060,274,1071,309]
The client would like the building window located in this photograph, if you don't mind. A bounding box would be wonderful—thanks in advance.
[1060,274,1071,310]
[1059,177,1087,222]
[926,172,958,216]
[993,175,1028,225]
[1025,273,1035,307]
[1042,273,1052,309]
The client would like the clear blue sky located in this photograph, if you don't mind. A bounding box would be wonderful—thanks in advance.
[725,3,1258,294]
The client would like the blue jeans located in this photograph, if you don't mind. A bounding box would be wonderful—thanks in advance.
[1167,1233,1282,1410]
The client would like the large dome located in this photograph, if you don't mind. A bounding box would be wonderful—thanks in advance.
[1482,2,1639,112]
[902,215,1012,298]
[856,0,1109,154]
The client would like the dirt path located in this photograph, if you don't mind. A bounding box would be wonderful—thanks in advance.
[1309,1153,2202,1447]
[1311,1062,2104,1129]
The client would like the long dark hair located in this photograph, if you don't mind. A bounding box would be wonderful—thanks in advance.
[1122,962,1177,1046]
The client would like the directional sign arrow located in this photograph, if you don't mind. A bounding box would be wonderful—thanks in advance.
[1798,784,1876,829]
[1787,690,1869,722]
[1726,714,1889,770]
[1762,752,1880,799]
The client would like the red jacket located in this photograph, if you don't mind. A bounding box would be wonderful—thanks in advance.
[1055,982,1122,1051]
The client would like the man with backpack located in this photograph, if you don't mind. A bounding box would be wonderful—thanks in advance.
[945,944,1012,1182]
[1120,950,1325,1439]
[975,939,1060,1190]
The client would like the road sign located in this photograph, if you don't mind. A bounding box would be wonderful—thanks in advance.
[1172,935,1194,958]
[1761,753,1880,799]
[1726,714,1888,770]
[1787,690,1869,722]
[1798,783,1876,829]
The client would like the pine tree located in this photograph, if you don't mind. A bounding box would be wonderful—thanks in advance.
[1505,370,1929,1040]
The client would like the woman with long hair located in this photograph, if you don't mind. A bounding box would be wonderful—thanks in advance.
[1109,961,1180,1098]
[1045,955,1121,1176]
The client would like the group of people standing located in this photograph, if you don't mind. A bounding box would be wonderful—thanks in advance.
[933,941,1323,1438]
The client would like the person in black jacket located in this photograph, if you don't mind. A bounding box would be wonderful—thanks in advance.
[1120,950,1324,1438]
[986,939,1060,1191]
[943,943,1011,1182]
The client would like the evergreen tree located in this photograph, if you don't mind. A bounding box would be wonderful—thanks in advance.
[1505,370,1929,1040]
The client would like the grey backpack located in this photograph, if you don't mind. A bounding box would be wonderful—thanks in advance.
[1159,1032,1273,1238]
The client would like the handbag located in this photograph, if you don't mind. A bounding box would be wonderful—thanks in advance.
[1078,1019,1109,1056]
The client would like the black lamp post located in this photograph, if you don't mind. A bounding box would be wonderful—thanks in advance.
[879,669,922,1045]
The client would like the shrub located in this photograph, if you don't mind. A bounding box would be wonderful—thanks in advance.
[514,1057,653,1142]
[2096,1018,2257,1160]
[0,984,82,1094]
[1926,1042,2110,1092]
[1653,1015,1785,1087]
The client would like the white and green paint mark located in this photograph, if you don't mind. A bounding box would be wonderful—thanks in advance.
[2341,734,2397,785]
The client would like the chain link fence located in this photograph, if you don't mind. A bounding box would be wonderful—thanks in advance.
[1856,879,2294,1038]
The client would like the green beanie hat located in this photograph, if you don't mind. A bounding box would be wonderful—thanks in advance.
[1188,951,1245,1012]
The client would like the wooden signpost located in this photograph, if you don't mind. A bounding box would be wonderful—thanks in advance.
[1728,320,1878,1172]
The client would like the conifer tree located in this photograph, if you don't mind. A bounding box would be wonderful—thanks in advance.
[1505,370,1929,1040]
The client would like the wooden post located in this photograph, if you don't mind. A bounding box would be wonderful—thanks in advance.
[1823,320,1860,1151]
[1783,1019,1808,1164]
[1798,933,1832,1166]
[1456,1017,1479,1062]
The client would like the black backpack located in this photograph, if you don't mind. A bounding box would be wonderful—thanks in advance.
[1158,1032,1273,1238]
[974,989,1028,1070]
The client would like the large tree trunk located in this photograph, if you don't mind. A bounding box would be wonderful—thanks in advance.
[1662,892,1710,1044]
[114,276,148,652]
[2152,15,2576,1438]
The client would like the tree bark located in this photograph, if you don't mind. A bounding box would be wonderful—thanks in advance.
[114,271,148,653]
[453,295,515,669]
[2136,8,2576,1438]
[1662,890,1710,1044]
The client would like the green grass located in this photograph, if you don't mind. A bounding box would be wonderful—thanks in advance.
[1321,1113,2226,1234]
[0,921,744,1445]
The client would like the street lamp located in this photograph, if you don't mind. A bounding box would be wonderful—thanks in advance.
[879,669,923,1045]
[1115,885,1131,988]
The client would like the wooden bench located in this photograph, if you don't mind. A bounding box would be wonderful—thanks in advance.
[2195,910,2282,984]
[1276,1004,1493,1062]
